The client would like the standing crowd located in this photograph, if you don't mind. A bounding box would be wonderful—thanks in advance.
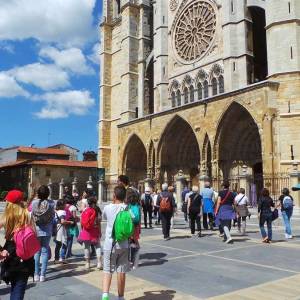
[0,175,296,300]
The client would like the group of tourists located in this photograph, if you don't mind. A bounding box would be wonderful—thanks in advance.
[141,180,295,245]
[0,173,296,300]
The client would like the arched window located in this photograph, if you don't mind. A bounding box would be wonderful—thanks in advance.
[204,80,209,98]
[184,87,189,104]
[197,82,203,100]
[171,92,176,108]
[212,77,218,96]
[190,85,194,102]
[219,75,224,93]
[176,90,181,106]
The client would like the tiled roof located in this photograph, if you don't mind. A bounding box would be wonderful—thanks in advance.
[0,159,97,169]
[17,147,69,155]
[30,159,97,168]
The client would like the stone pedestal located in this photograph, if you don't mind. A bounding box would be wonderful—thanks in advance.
[175,170,186,209]
[98,179,105,205]
[47,178,53,200]
[239,165,250,198]
[59,179,64,199]
[290,163,300,207]
[199,175,210,190]
[144,177,152,191]
[72,177,78,193]
[86,175,93,190]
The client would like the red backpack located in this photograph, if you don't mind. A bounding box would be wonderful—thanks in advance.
[159,195,172,212]
[14,226,41,261]
[81,208,96,230]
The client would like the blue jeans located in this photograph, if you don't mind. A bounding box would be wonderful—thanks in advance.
[259,212,272,240]
[34,236,51,276]
[10,278,28,300]
[66,235,73,258]
[282,208,293,235]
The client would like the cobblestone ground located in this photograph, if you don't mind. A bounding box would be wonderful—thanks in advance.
[1,209,300,300]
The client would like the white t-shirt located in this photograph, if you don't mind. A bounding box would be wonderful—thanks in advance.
[153,194,158,206]
[56,210,67,243]
[234,193,249,206]
[102,203,129,251]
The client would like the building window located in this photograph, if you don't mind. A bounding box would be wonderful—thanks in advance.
[197,83,203,100]
[204,80,209,98]
[219,75,224,93]
[46,169,51,177]
[176,90,181,106]
[184,87,189,104]
[190,85,194,102]
[70,171,74,178]
[212,78,218,96]
[171,91,176,108]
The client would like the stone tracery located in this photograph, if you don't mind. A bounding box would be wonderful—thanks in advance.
[174,0,217,63]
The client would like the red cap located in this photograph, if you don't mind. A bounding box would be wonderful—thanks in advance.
[5,190,24,204]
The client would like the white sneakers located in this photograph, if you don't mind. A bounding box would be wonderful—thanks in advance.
[34,275,45,282]
[285,234,293,239]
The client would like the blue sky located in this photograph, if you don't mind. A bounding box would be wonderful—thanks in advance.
[0,0,102,153]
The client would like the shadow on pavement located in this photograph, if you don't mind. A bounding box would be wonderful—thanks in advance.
[139,252,168,267]
[0,283,36,296]
[232,238,251,242]
[132,290,176,300]
[170,235,191,240]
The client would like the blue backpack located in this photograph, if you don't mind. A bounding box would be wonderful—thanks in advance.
[283,196,293,209]
[129,204,141,225]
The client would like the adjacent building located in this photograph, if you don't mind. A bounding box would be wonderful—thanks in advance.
[0,146,97,199]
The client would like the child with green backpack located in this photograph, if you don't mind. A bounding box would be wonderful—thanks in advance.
[102,185,133,300]
[127,188,141,270]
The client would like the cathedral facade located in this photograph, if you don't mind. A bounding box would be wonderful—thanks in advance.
[99,0,300,204]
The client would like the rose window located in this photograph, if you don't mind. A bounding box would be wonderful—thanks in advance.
[174,1,216,63]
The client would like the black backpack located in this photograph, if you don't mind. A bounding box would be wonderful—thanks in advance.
[144,194,152,207]
[189,193,201,214]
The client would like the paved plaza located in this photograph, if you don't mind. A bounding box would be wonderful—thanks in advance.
[1,210,300,300]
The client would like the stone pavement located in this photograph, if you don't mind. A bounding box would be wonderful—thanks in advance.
[1,210,300,300]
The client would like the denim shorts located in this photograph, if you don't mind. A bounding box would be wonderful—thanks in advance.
[103,248,129,274]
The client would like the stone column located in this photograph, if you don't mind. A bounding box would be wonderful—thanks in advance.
[72,177,78,193]
[239,165,250,198]
[144,177,152,191]
[175,170,185,210]
[47,178,53,199]
[59,179,64,199]
[290,162,300,207]
[86,175,93,190]
[98,179,105,205]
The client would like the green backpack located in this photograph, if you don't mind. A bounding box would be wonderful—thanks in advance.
[112,208,134,242]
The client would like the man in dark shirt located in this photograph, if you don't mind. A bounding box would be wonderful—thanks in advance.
[157,183,176,241]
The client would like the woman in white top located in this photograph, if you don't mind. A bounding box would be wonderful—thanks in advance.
[234,188,249,235]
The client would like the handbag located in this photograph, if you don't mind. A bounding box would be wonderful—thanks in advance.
[272,208,279,221]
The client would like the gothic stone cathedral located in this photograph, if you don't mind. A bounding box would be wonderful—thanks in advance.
[99,0,300,204]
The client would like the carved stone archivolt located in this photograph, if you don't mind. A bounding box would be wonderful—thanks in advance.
[170,0,179,11]
[173,0,217,63]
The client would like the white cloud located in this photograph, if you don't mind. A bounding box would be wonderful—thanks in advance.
[35,90,95,119]
[39,46,94,75]
[0,0,97,47]
[0,41,15,54]
[8,63,70,91]
[0,73,29,98]
[88,43,100,65]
